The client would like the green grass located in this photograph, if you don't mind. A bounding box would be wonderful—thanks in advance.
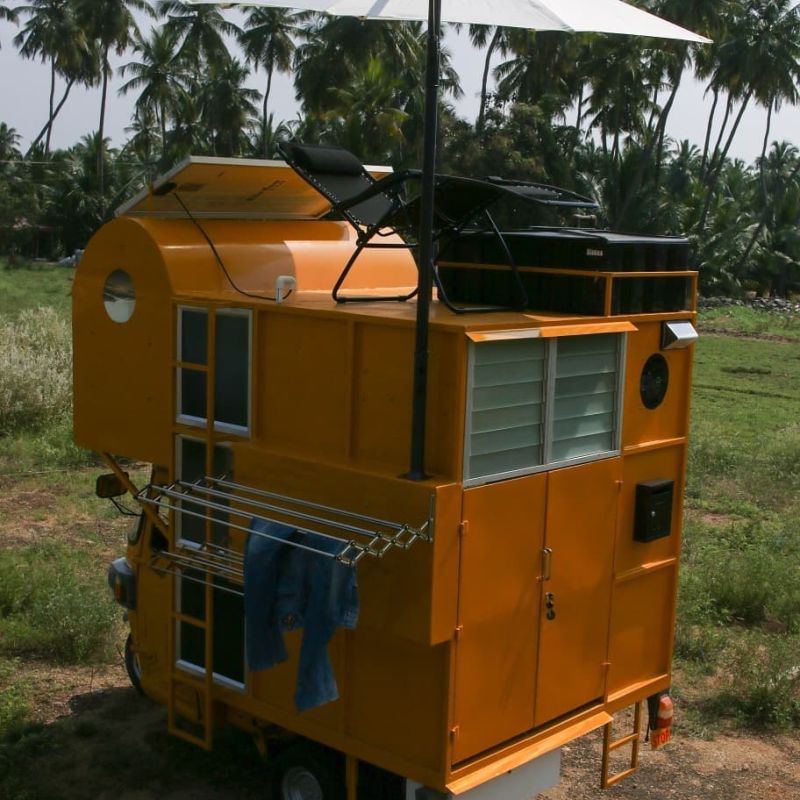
[0,261,91,474]
[676,326,800,730]
[698,305,800,339]
[0,259,74,319]
[0,542,120,666]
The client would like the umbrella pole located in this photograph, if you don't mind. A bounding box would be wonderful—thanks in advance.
[406,0,442,482]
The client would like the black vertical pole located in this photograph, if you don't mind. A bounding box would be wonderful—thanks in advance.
[406,0,441,481]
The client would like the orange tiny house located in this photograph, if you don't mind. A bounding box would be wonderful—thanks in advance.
[79,156,697,799]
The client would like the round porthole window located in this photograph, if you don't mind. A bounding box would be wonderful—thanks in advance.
[103,269,136,323]
[640,354,669,409]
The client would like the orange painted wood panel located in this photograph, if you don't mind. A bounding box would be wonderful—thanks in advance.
[453,474,546,763]
[534,458,620,726]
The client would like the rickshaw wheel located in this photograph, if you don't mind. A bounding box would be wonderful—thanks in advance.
[271,742,345,800]
[124,634,144,695]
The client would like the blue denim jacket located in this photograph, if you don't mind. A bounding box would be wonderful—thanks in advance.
[244,518,359,712]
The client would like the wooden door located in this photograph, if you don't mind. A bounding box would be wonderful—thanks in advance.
[453,473,546,763]
[534,457,620,726]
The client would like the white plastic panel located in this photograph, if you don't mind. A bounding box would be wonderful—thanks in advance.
[406,748,561,799]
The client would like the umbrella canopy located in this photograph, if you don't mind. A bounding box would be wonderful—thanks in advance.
[186,0,708,480]
[188,0,709,42]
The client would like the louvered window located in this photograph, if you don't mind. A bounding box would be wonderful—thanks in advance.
[551,334,619,462]
[466,338,546,482]
[465,333,624,485]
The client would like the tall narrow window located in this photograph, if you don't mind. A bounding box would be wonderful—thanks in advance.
[215,310,251,432]
[177,307,208,426]
[176,307,252,433]
[175,436,233,546]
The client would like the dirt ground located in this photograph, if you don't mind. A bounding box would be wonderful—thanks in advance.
[5,664,800,800]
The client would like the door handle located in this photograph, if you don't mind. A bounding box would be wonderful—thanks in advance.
[541,547,553,582]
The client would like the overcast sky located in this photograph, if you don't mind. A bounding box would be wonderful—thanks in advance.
[2,9,799,164]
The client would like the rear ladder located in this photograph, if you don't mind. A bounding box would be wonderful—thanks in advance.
[600,701,642,789]
[167,572,216,750]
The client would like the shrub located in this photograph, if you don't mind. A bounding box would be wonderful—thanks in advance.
[0,308,72,435]
[707,632,800,728]
[0,661,30,741]
[0,543,119,664]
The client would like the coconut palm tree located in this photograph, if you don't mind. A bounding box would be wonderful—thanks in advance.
[198,58,260,157]
[325,57,410,163]
[238,8,307,157]
[698,0,800,234]
[735,141,800,278]
[449,24,513,134]
[0,122,21,161]
[164,88,208,161]
[494,30,580,117]
[614,0,724,224]
[156,0,240,70]
[13,0,89,156]
[123,105,160,169]
[0,2,18,47]
[119,27,186,157]
[74,0,154,202]
[293,16,420,115]
[27,37,100,155]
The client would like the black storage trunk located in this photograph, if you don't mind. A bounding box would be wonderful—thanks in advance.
[447,228,691,272]
[439,228,692,316]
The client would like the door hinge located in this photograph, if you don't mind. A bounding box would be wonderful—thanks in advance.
[450,725,460,740]
[454,624,464,641]
[458,521,469,538]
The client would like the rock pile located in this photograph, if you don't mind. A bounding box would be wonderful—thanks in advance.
[699,296,800,314]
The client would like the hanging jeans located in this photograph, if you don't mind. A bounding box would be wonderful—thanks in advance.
[244,518,359,712]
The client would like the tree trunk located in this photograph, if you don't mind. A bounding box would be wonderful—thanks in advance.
[758,100,774,206]
[478,29,500,134]
[705,95,733,186]
[45,57,56,157]
[30,79,75,154]
[97,44,110,207]
[646,84,660,138]
[263,62,274,158]
[575,83,584,136]
[160,101,167,157]
[697,92,752,234]
[617,71,683,226]
[732,100,778,275]
[699,87,719,179]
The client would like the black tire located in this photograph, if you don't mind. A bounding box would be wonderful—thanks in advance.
[124,633,144,695]
[270,742,345,800]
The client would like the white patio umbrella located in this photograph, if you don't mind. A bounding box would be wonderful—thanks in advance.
[187,0,708,479]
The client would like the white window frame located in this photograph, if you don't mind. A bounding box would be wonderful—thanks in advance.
[174,575,247,692]
[174,435,233,549]
[213,307,253,436]
[175,306,253,436]
[463,333,627,487]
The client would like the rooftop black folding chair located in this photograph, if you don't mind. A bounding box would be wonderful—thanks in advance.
[277,141,598,313]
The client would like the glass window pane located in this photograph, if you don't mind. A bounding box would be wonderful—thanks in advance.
[180,369,207,421]
[179,569,206,668]
[180,308,208,365]
[215,312,250,429]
